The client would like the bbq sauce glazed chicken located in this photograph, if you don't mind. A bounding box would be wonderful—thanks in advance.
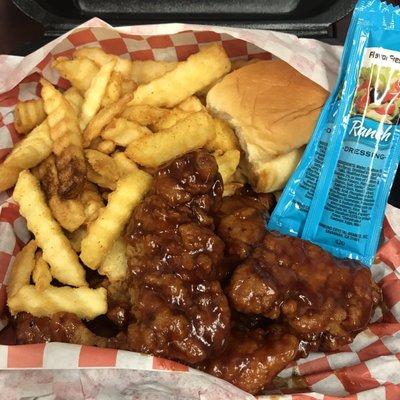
[216,186,275,274]
[201,325,300,395]
[125,150,231,364]
[228,232,382,351]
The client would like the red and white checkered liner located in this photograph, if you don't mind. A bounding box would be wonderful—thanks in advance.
[0,18,399,400]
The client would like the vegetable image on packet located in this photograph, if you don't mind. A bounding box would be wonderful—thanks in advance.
[270,0,400,266]
[268,0,380,237]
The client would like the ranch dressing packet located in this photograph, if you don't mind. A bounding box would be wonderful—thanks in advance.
[303,0,400,265]
[268,0,378,237]
[270,0,400,266]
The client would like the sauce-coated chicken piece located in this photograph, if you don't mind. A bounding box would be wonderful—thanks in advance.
[216,187,275,273]
[202,327,299,395]
[228,232,381,350]
[125,151,231,364]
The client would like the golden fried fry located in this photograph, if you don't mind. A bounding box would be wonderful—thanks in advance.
[96,140,116,154]
[32,252,52,292]
[63,86,84,115]
[102,71,122,107]
[13,171,86,287]
[206,119,239,154]
[223,182,244,197]
[53,57,99,93]
[6,240,37,298]
[80,168,152,269]
[85,149,120,183]
[14,99,46,134]
[66,226,86,252]
[215,149,241,184]
[126,112,215,168]
[80,59,116,130]
[121,79,137,95]
[102,118,151,146]
[112,152,138,176]
[83,93,133,147]
[121,104,167,126]
[177,96,204,112]
[8,285,107,320]
[130,44,231,107]
[131,60,178,84]
[49,196,86,232]
[151,108,191,131]
[74,47,132,79]
[98,237,127,282]
[86,164,116,190]
[34,154,86,232]
[0,121,52,191]
[81,182,104,223]
[41,78,86,199]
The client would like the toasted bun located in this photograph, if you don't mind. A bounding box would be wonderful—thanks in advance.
[206,60,328,192]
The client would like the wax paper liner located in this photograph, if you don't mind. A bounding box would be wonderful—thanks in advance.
[0,18,399,400]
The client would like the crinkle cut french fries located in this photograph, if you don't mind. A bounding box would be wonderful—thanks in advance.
[5,43,246,323]
[13,171,87,287]
[80,168,153,269]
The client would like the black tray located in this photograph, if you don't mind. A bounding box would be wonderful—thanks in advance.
[13,0,355,41]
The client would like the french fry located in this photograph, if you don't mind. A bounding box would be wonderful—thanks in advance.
[80,59,116,130]
[121,79,137,95]
[53,57,99,93]
[131,60,178,84]
[6,240,37,298]
[13,171,86,287]
[102,71,122,107]
[177,96,204,112]
[66,226,87,252]
[206,119,239,153]
[223,182,244,197]
[98,237,127,282]
[151,108,192,131]
[14,99,46,134]
[130,44,231,108]
[0,120,52,191]
[74,47,132,79]
[96,140,116,154]
[85,149,120,183]
[49,195,86,232]
[83,93,133,146]
[112,152,138,176]
[80,168,152,269]
[63,87,84,115]
[32,253,52,292]
[81,182,104,223]
[34,155,86,232]
[41,78,86,199]
[8,285,107,320]
[102,118,151,146]
[215,149,241,184]
[87,164,116,190]
[121,104,167,126]
[126,112,215,168]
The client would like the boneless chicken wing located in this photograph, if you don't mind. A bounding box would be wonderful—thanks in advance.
[228,232,381,350]
[125,151,231,363]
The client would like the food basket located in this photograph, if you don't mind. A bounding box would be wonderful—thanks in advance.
[0,1,399,399]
